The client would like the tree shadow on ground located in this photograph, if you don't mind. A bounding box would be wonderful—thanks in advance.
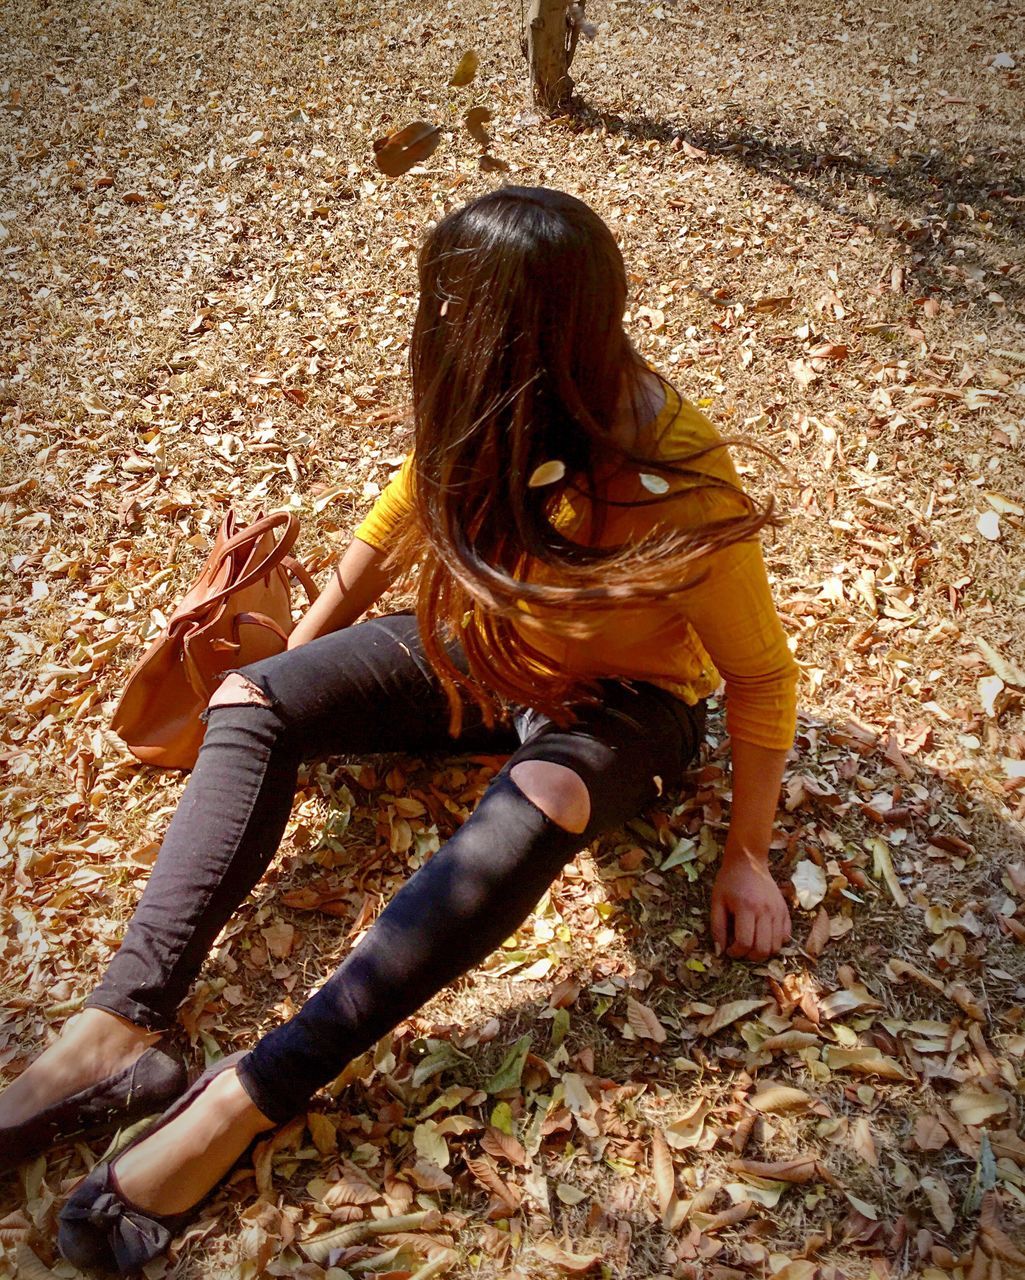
[570,103,1025,313]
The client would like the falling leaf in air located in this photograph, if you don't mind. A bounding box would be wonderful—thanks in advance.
[977,510,1001,541]
[528,460,566,488]
[373,122,442,177]
[464,106,493,147]
[449,50,479,86]
[479,153,510,173]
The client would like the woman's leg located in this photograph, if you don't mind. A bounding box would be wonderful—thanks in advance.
[240,681,704,1118]
[105,682,704,1218]
[1,615,513,1135]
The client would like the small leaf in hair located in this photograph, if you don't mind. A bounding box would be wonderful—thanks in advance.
[449,50,479,86]
[640,473,670,495]
[528,460,567,488]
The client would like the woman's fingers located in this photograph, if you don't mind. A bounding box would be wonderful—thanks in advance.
[754,913,777,960]
[725,905,791,960]
[727,908,755,958]
[710,897,729,954]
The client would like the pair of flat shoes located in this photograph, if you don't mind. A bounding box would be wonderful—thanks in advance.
[58,1051,249,1275]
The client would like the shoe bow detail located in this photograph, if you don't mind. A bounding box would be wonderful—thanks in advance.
[59,1163,177,1273]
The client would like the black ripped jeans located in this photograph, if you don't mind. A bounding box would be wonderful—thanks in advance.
[86,613,704,1123]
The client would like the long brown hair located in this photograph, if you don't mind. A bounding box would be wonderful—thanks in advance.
[390,187,773,732]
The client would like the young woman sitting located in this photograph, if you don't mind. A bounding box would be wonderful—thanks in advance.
[0,186,797,1273]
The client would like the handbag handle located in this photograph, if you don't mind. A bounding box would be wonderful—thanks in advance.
[283,554,320,605]
[170,512,301,630]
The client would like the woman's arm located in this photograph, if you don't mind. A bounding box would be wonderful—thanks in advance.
[711,738,792,960]
[672,536,799,961]
[288,537,397,648]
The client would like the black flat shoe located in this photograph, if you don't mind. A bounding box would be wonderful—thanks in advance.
[58,1050,249,1275]
[0,1046,188,1176]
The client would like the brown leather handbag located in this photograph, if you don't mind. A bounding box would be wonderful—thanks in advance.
[111,510,319,770]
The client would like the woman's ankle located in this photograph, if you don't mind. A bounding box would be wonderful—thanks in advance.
[62,1008,163,1064]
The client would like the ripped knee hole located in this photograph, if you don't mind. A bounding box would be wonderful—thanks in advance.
[207,673,272,711]
[509,761,591,834]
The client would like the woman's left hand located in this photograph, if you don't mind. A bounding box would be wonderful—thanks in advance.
[710,849,792,961]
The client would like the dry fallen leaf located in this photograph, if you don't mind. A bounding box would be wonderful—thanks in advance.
[650,1128,676,1217]
[914,1113,950,1152]
[663,1097,711,1149]
[805,907,830,957]
[791,859,827,909]
[627,995,668,1044]
[534,1239,600,1273]
[749,1083,814,1113]
[920,1174,956,1234]
[480,1125,528,1168]
[261,920,295,959]
[950,1085,1009,1127]
[699,998,769,1037]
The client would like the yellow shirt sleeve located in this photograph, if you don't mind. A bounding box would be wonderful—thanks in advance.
[353,454,415,551]
[655,402,797,751]
[677,530,798,751]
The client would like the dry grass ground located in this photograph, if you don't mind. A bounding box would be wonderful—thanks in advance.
[1,0,1024,1277]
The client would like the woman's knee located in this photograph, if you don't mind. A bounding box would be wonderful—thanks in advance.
[207,672,273,713]
[509,761,591,834]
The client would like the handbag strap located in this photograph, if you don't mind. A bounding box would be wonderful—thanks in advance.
[170,511,300,629]
[283,554,320,605]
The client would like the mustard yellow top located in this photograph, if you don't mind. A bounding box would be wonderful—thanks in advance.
[354,387,798,751]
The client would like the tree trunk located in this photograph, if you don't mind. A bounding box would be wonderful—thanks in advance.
[526,0,572,112]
